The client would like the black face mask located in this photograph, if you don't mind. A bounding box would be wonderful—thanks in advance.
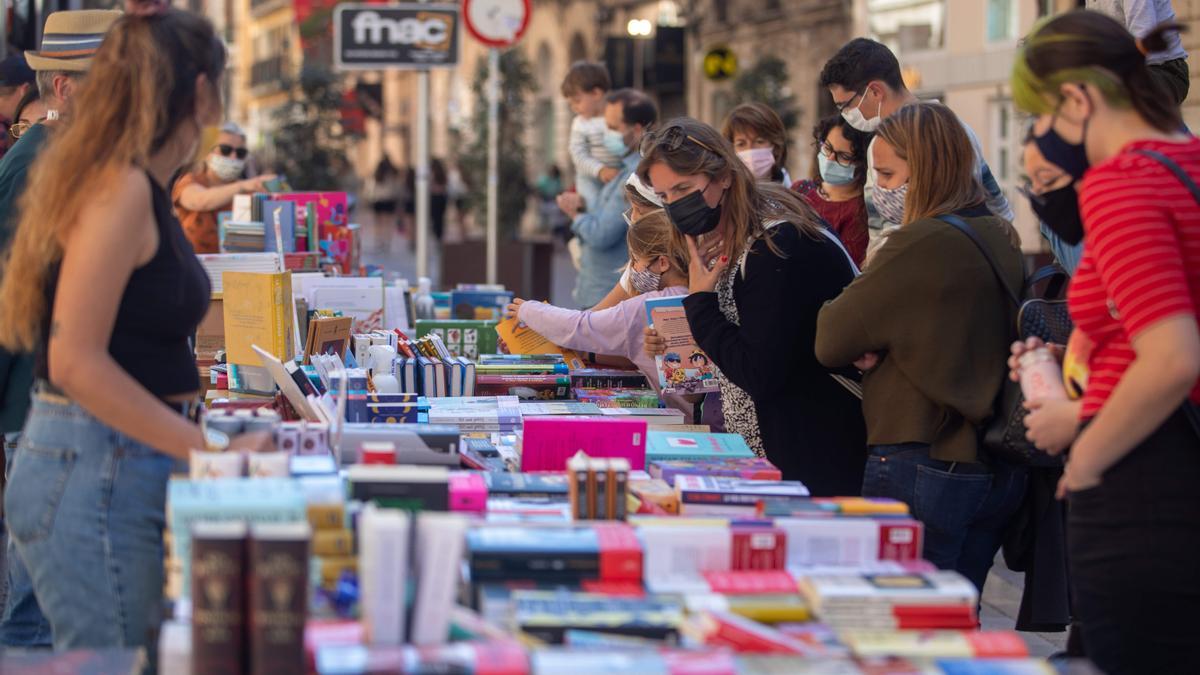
[1029,184,1085,246]
[1034,128,1089,182]
[666,182,724,237]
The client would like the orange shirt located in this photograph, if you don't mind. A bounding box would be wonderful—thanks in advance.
[172,171,228,254]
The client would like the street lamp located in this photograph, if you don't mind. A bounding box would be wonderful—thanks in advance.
[626,19,653,90]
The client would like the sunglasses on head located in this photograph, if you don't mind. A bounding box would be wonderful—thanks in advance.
[217,144,248,159]
[640,125,719,158]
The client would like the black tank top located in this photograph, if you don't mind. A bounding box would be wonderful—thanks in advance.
[37,171,212,396]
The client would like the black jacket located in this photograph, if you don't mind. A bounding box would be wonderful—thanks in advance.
[684,224,867,496]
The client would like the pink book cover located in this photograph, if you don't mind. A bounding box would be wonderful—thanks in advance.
[448,472,487,513]
[521,418,648,471]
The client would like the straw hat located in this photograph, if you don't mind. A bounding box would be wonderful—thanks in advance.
[24,10,122,73]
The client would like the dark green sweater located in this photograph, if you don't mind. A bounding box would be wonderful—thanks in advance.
[0,123,49,433]
[815,212,1023,463]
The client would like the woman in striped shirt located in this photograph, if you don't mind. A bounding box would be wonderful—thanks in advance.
[1011,11,1200,674]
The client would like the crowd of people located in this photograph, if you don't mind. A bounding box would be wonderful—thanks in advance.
[0,2,1191,674]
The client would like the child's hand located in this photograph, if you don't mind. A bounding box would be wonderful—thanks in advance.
[599,167,620,183]
[504,298,525,322]
[644,327,666,357]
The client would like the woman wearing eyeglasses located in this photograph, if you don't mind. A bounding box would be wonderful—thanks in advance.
[172,121,276,254]
[640,117,867,497]
[792,114,872,267]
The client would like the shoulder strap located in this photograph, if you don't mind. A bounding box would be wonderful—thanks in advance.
[1135,148,1200,206]
[936,214,1021,307]
[1027,264,1069,299]
[1133,148,1200,440]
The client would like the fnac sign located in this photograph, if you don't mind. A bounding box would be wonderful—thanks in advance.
[335,4,460,70]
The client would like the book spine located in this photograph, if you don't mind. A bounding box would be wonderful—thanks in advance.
[475,374,572,385]
[249,534,309,675]
[191,532,246,674]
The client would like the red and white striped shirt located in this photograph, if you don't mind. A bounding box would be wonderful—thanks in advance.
[1070,138,1200,420]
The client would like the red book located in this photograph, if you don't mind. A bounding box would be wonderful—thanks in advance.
[965,631,1030,658]
[595,522,643,582]
[731,527,787,570]
[879,520,924,562]
[693,611,812,654]
[703,570,797,595]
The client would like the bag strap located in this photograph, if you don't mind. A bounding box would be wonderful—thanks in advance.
[1130,149,1200,439]
[1027,264,1069,299]
[937,214,1021,307]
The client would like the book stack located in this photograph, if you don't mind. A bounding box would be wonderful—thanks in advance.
[513,590,684,645]
[475,354,572,400]
[688,570,812,624]
[569,367,651,390]
[674,476,810,516]
[306,494,354,593]
[426,396,522,432]
[797,571,980,631]
[573,387,662,409]
[465,523,642,587]
[196,252,280,295]
[649,457,783,484]
[190,521,311,675]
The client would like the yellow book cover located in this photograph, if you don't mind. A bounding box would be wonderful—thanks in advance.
[222,271,294,366]
[494,317,585,370]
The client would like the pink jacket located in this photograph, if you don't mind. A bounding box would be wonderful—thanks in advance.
[517,286,693,416]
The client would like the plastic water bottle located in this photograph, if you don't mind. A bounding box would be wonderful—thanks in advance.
[414,276,436,321]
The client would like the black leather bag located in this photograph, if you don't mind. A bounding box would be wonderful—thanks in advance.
[939,215,1070,467]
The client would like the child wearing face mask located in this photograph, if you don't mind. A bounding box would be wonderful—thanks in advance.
[721,102,791,186]
[506,209,696,417]
[792,115,871,266]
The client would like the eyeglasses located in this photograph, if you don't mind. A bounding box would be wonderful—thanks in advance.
[9,118,44,139]
[833,90,864,113]
[820,142,856,167]
[217,144,248,159]
[640,125,720,158]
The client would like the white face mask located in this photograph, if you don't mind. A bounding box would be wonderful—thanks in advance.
[737,147,776,179]
[208,153,245,182]
[873,181,908,225]
[841,87,882,133]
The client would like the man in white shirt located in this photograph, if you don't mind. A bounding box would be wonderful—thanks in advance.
[819,38,1015,229]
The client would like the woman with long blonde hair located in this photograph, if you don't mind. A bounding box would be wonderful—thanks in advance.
[640,117,866,496]
[0,10,258,656]
[816,101,1026,594]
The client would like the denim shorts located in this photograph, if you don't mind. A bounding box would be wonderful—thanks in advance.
[3,393,174,657]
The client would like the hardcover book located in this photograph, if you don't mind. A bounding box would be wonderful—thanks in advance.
[645,431,756,461]
[191,521,247,675]
[223,271,295,366]
[521,418,648,472]
[248,522,310,675]
[644,296,719,395]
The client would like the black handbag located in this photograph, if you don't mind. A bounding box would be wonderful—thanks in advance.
[938,215,1070,467]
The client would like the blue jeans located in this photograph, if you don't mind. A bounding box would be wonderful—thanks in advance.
[3,394,173,658]
[1,431,51,647]
[863,443,1026,593]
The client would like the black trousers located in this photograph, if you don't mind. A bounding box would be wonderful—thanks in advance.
[1068,407,1200,675]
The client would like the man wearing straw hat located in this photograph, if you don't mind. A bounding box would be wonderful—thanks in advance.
[0,8,121,648]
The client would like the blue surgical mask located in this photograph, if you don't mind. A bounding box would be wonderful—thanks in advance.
[603,127,629,157]
[818,153,857,186]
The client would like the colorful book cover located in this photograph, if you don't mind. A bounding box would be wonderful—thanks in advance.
[416,319,498,359]
[261,200,298,253]
[644,296,719,395]
[645,431,756,461]
[676,476,810,505]
[573,388,662,409]
[650,458,783,485]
